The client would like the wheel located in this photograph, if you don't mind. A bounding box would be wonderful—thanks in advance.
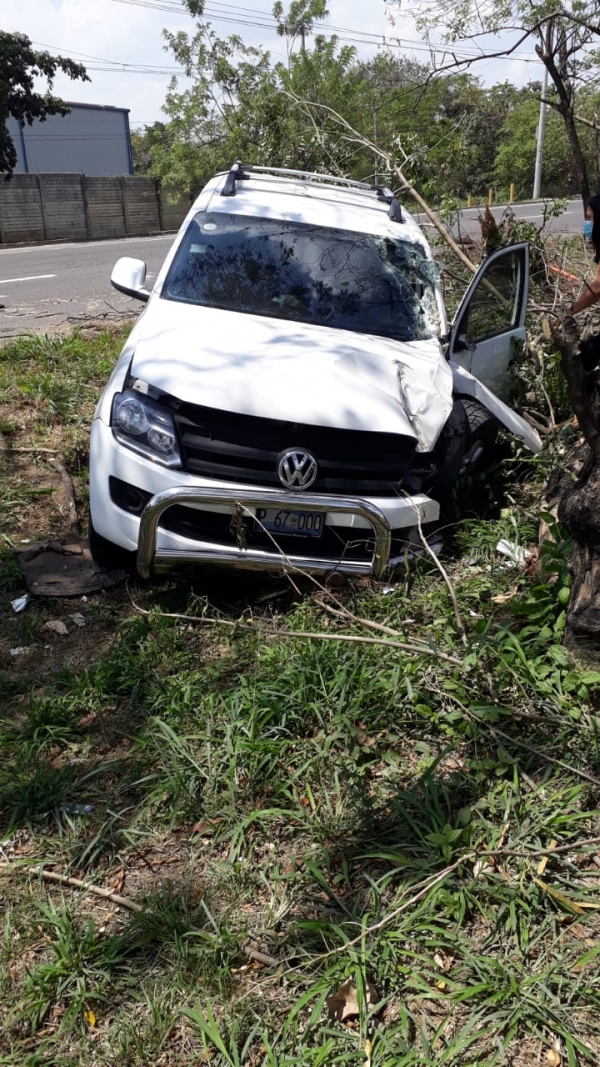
[459,397,499,475]
[88,517,136,571]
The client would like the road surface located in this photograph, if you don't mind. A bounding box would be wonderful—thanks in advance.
[0,233,176,339]
[0,198,586,338]
[414,196,584,238]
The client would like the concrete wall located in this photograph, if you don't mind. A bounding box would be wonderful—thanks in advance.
[7,104,133,177]
[0,174,190,245]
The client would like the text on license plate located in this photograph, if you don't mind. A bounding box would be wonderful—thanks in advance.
[254,508,324,538]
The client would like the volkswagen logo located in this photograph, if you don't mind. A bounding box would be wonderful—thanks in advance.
[277,448,318,490]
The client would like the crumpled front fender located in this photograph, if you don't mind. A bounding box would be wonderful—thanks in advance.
[451,362,542,454]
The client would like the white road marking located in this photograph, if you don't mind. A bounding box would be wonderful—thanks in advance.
[0,274,57,284]
[0,234,174,256]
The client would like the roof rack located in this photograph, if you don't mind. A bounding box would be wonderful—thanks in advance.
[219,161,403,223]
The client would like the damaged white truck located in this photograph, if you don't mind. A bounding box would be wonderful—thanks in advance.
[89,162,541,579]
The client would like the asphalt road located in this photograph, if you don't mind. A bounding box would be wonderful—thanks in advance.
[0,233,176,339]
[0,197,586,339]
[415,196,585,239]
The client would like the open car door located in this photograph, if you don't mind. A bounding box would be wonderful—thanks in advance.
[448,243,529,400]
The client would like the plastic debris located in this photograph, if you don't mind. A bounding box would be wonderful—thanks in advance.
[44,619,68,636]
[495,539,533,567]
[63,804,94,815]
[11,594,29,613]
[10,647,29,656]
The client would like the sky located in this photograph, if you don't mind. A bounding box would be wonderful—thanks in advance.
[0,0,542,129]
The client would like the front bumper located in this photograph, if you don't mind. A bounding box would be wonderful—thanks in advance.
[137,486,394,578]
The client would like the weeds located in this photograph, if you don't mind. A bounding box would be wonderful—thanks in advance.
[3,328,600,1064]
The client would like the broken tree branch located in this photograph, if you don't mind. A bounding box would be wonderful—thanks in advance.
[48,456,79,540]
[131,601,464,667]
[415,507,467,646]
[0,863,143,912]
[280,89,478,275]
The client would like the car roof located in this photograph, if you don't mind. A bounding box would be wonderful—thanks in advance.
[191,164,431,251]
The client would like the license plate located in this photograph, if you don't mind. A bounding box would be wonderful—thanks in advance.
[254,508,324,538]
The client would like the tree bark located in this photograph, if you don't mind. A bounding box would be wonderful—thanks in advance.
[537,21,591,207]
[548,316,600,635]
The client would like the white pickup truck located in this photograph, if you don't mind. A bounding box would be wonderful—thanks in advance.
[89,162,540,578]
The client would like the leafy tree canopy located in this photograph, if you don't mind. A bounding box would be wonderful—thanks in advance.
[0,32,89,176]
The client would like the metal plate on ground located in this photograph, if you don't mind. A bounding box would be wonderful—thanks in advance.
[18,539,125,597]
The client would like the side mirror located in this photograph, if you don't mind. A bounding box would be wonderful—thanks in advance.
[111,258,151,302]
[453,334,475,354]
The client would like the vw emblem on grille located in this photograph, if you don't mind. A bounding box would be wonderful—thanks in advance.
[277,448,318,490]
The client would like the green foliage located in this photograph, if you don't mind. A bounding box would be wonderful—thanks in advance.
[0,32,89,176]
[143,1,600,205]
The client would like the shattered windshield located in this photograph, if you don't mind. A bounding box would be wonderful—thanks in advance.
[163,212,441,343]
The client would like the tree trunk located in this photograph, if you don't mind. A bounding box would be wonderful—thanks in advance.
[562,107,591,207]
[538,23,591,207]
[548,317,600,635]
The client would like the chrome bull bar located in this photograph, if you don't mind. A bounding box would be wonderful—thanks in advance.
[136,486,393,579]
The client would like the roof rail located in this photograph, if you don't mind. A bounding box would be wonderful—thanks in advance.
[219,160,403,221]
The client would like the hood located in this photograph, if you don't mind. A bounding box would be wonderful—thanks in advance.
[130,299,454,452]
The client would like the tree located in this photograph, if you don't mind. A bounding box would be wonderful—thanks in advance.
[155,1,367,195]
[0,32,89,177]
[388,0,600,205]
[130,121,172,176]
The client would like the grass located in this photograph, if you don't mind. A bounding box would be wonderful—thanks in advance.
[2,327,600,1064]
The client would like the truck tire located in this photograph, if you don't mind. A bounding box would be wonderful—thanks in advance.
[459,397,499,474]
[88,518,136,572]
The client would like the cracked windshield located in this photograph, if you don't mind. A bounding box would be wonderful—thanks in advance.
[163,212,441,343]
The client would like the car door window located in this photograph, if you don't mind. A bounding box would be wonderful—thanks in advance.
[455,248,525,343]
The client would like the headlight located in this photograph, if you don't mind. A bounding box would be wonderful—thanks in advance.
[111,390,181,468]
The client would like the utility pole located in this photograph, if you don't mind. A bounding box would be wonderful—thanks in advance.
[300,23,306,54]
[533,24,553,200]
[533,62,548,199]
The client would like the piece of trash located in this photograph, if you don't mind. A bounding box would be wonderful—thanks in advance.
[473,857,495,879]
[11,594,29,613]
[326,978,380,1021]
[17,538,125,597]
[63,804,94,815]
[69,613,86,627]
[10,647,30,656]
[85,1009,96,1028]
[381,585,396,595]
[495,539,533,567]
[44,619,69,636]
[469,610,483,618]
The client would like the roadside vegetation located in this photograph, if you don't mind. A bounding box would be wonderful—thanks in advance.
[2,227,600,1065]
[130,0,600,208]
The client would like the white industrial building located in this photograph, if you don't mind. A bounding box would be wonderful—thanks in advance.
[7,103,133,177]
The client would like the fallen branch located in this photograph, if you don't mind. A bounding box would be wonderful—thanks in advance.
[0,447,61,454]
[415,508,467,646]
[0,861,283,966]
[480,834,600,860]
[302,857,468,966]
[0,863,142,912]
[48,456,79,540]
[243,947,280,967]
[131,602,464,667]
[280,90,478,275]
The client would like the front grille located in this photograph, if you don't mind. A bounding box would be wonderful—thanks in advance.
[171,401,417,495]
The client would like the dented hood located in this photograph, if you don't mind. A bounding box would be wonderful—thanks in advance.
[130,300,454,452]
